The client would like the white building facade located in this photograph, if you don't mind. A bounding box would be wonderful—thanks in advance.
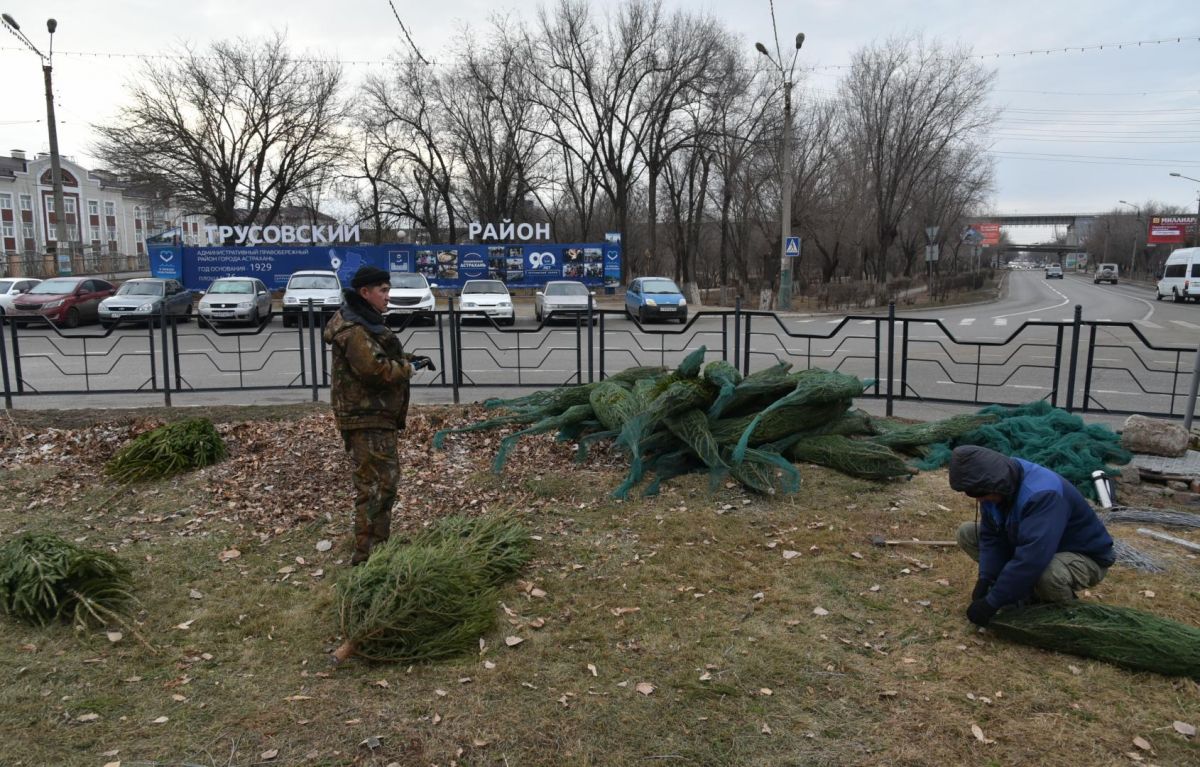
[0,150,210,276]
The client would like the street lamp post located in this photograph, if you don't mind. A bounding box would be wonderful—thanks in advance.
[1,13,70,273]
[1169,173,1200,248]
[756,29,805,310]
[1118,200,1142,277]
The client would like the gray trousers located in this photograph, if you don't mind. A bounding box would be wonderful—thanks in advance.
[956,521,1107,603]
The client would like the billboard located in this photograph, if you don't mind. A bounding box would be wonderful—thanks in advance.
[150,242,622,293]
[1147,216,1198,245]
[968,222,1002,246]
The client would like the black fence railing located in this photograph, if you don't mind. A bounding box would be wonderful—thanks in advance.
[2,299,1198,420]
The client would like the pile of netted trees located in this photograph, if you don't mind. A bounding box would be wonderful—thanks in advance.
[434,348,1002,497]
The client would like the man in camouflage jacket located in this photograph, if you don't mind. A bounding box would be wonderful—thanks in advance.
[323,265,434,564]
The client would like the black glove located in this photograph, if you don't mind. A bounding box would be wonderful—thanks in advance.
[966,598,999,627]
[971,578,993,601]
[411,355,435,372]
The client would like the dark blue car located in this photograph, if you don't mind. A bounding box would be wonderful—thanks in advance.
[625,277,687,324]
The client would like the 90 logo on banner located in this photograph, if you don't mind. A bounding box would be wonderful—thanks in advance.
[528,252,557,269]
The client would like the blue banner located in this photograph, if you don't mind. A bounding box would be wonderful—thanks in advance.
[150,242,622,293]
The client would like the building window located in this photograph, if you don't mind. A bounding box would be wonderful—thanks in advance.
[0,193,12,210]
[90,225,101,241]
[108,227,119,241]
[22,223,34,240]
[88,200,99,216]
[64,198,76,214]
[2,222,13,238]
[104,201,116,217]
[45,197,54,213]
[19,194,32,211]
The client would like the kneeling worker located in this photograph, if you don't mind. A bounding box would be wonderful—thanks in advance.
[948,445,1115,627]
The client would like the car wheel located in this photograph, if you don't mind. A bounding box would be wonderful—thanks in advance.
[182,305,193,323]
[1174,289,1184,304]
[638,307,647,324]
[535,308,542,323]
[100,320,113,330]
[1156,290,1163,301]
[249,307,260,326]
[283,315,295,328]
[63,307,80,329]
[678,313,687,325]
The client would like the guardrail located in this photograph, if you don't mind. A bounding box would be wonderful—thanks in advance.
[2,300,1198,420]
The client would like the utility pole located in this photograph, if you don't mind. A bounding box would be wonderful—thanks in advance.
[756,18,805,311]
[2,14,70,272]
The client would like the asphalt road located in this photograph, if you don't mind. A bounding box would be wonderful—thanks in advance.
[3,271,1197,419]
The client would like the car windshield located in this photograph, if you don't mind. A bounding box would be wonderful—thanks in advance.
[288,275,339,290]
[463,281,507,294]
[208,281,254,294]
[29,279,80,294]
[546,283,588,296]
[643,279,681,294]
[390,273,428,289]
[118,282,164,296]
[0,280,13,292]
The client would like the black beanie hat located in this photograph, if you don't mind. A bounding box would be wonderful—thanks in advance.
[351,265,390,290]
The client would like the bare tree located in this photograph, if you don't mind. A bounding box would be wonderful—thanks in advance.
[840,36,995,282]
[94,33,347,231]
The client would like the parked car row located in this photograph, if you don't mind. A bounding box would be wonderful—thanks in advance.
[1,270,694,329]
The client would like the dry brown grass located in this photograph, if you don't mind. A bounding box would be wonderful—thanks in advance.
[0,405,1197,766]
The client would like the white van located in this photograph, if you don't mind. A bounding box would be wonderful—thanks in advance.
[1156,248,1200,303]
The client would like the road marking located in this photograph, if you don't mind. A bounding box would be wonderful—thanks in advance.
[993,318,1008,326]
[1095,390,1142,396]
[959,318,976,326]
[1028,318,1041,322]
[1095,318,1112,322]
[993,278,1070,320]
[858,320,873,325]
[1171,320,1200,330]
[1135,320,1163,329]
[1012,384,1049,390]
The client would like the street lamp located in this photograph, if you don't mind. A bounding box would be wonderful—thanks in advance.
[1169,172,1200,247]
[1,13,70,272]
[756,27,805,310]
[1118,200,1142,275]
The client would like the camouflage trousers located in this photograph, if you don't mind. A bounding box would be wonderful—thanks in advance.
[956,521,1107,602]
[342,429,400,564]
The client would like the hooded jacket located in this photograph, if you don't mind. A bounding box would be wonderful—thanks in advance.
[323,289,413,431]
[950,446,1115,608]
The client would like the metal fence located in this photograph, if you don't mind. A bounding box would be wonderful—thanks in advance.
[2,299,1197,420]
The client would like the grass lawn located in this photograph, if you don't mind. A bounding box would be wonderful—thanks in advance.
[0,404,1197,766]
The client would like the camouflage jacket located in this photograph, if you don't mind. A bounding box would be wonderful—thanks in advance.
[323,291,413,431]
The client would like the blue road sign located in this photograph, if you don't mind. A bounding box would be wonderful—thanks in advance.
[785,236,801,258]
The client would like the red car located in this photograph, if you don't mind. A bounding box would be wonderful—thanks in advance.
[11,276,117,328]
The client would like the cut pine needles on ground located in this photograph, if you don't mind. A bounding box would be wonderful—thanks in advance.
[0,404,1197,767]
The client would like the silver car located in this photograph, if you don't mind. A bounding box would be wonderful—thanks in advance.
[99,278,193,326]
[535,280,594,323]
[282,270,342,327]
[198,277,272,325]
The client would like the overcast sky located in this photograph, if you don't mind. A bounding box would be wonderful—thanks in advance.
[2,0,1198,244]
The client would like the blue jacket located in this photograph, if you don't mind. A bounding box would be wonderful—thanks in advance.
[978,458,1115,608]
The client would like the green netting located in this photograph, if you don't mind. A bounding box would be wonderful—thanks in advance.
[492,404,596,473]
[713,362,795,418]
[869,413,998,451]
[989,602,1200,679]
[724,446,802,496]
[664,408,728,472]
[730,370,865,462]
[676,347,708,379]
[788,435,912,480]
[809,409,878,438]
[914,401,1131,498]
[702,360,743,419]
[589,381,642,431]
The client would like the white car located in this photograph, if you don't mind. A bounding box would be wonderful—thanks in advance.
[198,277,273,325]
[283,270,342,326]
[535,280,594,322]
[386,272,438,324]
[459,279,514,325]
[1156,247,1200,302]
[0,277,40,321]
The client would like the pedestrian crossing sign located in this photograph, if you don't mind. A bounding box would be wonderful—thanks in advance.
[785,236,801,257]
